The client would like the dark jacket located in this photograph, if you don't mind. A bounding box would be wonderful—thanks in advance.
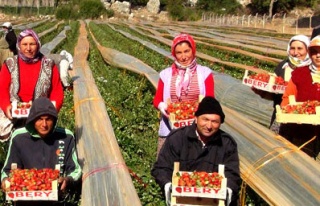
[1,97,82,182]
[5,29,17,55]
[151,123,240,205]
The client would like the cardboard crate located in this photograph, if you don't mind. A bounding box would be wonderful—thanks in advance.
[171,162,227,206]
[276,95,320,125]
[167,96,203,130]
[5,164,60,201]
[11,101,32,118]
[169,117,195,130]
[242,70,286,94]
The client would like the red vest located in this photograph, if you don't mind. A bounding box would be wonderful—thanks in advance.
[291,66,320,101]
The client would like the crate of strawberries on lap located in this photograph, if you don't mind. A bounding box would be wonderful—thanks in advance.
[171,162,227,206]
[276,95,320,124]
[167,96,203,130]
[242,70,287,94]
[4,163,60,201]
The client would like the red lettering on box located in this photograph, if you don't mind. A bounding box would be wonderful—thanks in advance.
[183,187,192,192]
[43,191,52,197]
[34,191,42,197]
[16,192,23,197]
[193,187,201,193]
[25,192,32,197]
[203,188,211,193]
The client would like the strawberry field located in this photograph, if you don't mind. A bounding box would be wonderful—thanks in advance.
[0,18,318,206]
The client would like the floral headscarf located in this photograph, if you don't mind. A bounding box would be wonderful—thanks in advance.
[171,33,197,99]
[16,29,42,63]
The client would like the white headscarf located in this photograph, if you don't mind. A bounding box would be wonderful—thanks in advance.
[284,35,311,68]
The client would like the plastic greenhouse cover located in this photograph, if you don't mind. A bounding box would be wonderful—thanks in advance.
[92,32,320,205]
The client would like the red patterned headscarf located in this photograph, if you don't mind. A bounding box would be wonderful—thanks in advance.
[171,33,196,59]
[17,29,42,63]
[171,33,197,99]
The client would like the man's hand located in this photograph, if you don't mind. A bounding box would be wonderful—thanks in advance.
[1,178,10,192]
[164,182,172,206]
[58,177,71,192]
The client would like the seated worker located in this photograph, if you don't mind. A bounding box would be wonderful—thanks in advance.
[47,50,74,89]
[1,97,82,206]
[151,96,240,206]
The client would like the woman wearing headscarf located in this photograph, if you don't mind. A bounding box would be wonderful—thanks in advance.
[153,33,214,156]
[0,29,64,140]
[279,36,320,159]
[269,35,311,132]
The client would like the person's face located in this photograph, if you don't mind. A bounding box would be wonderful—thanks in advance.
[309,46,320,68]
[34,115,55,138]
[195,114,221,138]
[19,36,38,58]
[174,42,194,66]
[289,40,308,60]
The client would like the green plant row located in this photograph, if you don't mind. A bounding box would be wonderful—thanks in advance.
[87,28,165,205]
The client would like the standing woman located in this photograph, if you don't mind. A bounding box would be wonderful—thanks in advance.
[0,29,64,140]
[279,35,320,159]
[269,35,311,132]
[153,33,214,156]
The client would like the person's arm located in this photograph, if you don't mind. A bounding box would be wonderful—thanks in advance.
[153,79,165,108]
[151,133,179,190]
[1,136,22,186]
[223,135,241,206]
[60,130,81,191]
[49,64,64,111]
[204,73,214,97]
[0,63,12,117]
[281,79,297,107]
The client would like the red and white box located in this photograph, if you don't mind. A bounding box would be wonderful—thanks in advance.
[11,101,32,118]
[5,164,60,201]
[167,97,202,130]
[171,162,227,206]
[242,70,287,94]
[276,95,320,125]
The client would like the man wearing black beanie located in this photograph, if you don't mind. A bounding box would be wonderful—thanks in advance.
[152,96,240,206]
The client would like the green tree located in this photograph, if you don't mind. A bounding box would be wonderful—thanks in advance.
[196,0,242,14]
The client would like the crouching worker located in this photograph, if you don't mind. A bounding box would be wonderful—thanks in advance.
[47,50,74,90]
[151,96,240,206]
[0,97,82,206]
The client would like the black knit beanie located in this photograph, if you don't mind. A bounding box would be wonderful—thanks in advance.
[195,96,225,123]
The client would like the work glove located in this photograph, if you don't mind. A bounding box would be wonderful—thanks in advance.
[158,102,169,118]
[164,182,172,206]
[226,187,233,206]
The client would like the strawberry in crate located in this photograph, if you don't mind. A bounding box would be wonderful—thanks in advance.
[8,168,60,191]
[167,100,199,120]
[177,171,223,189]
[281,100,320,114]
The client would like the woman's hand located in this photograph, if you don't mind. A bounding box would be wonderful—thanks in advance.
[5,105,12,120]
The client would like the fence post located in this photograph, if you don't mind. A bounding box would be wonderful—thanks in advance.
[248,14,251,27]
[309,15,312,29]
[262,14,266,28]
[282,13,286,33]
[296,15,299,34]
[242,15,245,27]
[254,13,258,28]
